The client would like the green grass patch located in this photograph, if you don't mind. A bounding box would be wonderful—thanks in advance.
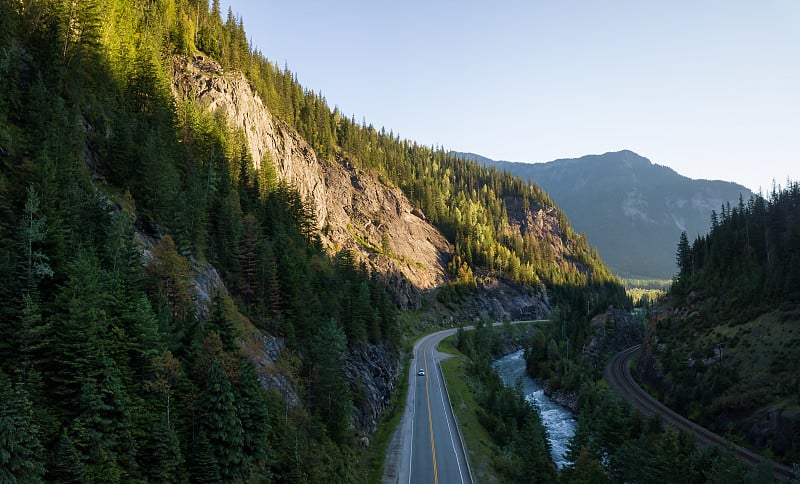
[696,310,800,388]
[437,335,458,355]
[438,336,502,483]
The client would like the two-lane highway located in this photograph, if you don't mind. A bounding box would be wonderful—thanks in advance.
[386,321,542,483]
[398,328,472,484]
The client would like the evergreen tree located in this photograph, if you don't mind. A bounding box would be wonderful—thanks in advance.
[142,416,183,483]
[18,186,53,291]
[198,358,245,481]
[206,293,239,352]
[191,429,222,484]
[565,446,612,483]
[509,414,557,482]
[676,230,692,279]
[71,356,134,482]
[0,380,46,483]
[46,249,108,406]
[309,319,353,444]
[235,359,271,478]
[50,430,86,484]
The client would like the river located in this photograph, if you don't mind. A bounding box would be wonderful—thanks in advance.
[493,350,577,469]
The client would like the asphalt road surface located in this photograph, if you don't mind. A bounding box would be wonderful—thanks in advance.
[393,327,473,484]
[606,345,795,482]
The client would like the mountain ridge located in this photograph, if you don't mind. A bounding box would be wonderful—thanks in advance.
[173,53,623,312]
[455,150,754,279]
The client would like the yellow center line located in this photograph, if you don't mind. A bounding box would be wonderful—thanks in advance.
[424,340,438,484]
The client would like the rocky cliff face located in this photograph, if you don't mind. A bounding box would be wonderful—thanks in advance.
[581,307,645,368]
[171,55,450,308]
[344,343,400,436]
[450,278,550,324]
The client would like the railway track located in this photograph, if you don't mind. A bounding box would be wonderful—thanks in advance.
[605,345,795,482]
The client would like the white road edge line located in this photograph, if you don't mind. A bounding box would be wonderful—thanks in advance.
[434,353,466,484]
[408,344,417,484]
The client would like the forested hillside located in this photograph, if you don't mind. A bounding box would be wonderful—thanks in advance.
[639,182,800,464]
[0,0,624,481]
[185,5,621,294]
[460,150,754,280]
[0,1,396,480]
[673,184,800,309]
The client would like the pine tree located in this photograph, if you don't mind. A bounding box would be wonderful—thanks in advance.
[0,381,46,483]
[17,293,49,383]
[238,213,258,305]
[676,231,692,279]
[566,446,612,483]
[47,249,107,406]
[191,429,222,483]
[309,319,353,444]
[235,359,271,478]
[18,186,53,291]
[510,414,557,482]
[51,430,86,483]
[206,293,239,352]
[71,357,134,482]
[145,235,193,325]
[199,358,245,481]
[142,416,183,482]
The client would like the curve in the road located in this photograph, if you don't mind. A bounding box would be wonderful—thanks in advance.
[386,321,544,484]
[605,345,795,482]
[405,329,473,484]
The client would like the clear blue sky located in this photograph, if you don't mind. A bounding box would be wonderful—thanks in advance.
[221,1,798,194]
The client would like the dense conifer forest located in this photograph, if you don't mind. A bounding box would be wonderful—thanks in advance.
[0,0,624,481]
[673,182,800,313]
[638,182,800,466]
[513,184,800,480]
[0,0,395,480]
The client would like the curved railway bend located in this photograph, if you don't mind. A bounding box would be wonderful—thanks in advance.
[605,345,795,482]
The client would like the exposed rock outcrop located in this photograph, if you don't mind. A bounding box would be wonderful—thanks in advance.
[581,307,645,368]
[344,343,401,436]
[249,333,301,408]
[171,55,451,308]
[321,158,451,307]
[138,228,401,430]
[171,55,328,228]
[436,277,551,326]
[137,230,227,322]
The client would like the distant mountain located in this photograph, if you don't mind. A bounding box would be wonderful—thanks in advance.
[455,150,754,279]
